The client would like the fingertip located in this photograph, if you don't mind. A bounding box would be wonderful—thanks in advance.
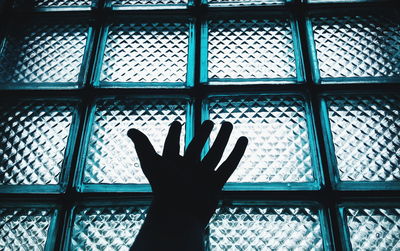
[170,120,182,128]
[202,120,214,129]
[127,128,147,142]
[238,136,248,147]
[221,121,233,132]
[127,128,138,139]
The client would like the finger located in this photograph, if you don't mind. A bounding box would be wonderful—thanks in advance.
[201,121,233,170]
[127,128,158,168]
[184,120,214,161]
[163,121,182,158]
[216,136,248,188]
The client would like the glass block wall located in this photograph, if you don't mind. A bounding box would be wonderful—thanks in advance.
[0,0,399,250]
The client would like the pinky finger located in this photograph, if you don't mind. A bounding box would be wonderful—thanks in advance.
[215,136,248,188]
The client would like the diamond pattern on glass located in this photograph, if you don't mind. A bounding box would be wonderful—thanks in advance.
[326,95,400,181]
[207,18,296,80]
[308,0,381,3]
[0,23,88,84]
[70,206,148,250]
[345,207,400,250]
[0,208,53,250]
[100,22,189,84]
[0,101,75,185]
[312,15,400,79]
[14,0,92,8]
[84,98,187,184]
[209,206,323,250]
[207,95,314,183]
[111,0,187,6]
[208,0,286,6]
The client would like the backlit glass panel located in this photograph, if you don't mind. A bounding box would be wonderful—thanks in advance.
[0,207,54,250]
[110,0,188,8]
[0,23,88,85]
[206,95,315,184]
[70,206,148,250]
[0,100,75,186]
[209,205,324,250]
[312,14,400,81]
[100,21,190,85]
[326,95,400,182]
[83,98,188,185]
[13,0,92,8]
[344,207,400,250]
[207,17,297,82]
[207,0,287,6]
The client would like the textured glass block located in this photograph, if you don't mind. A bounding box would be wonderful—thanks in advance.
[100,22,189,84]
[209,206,323,250]
[0,208,53,250]
[326,96,400,181]
[308,0,381,2]
[70,206,148,250]
[207,18,296,81]
[14,0,92,8]
[207,95,314,183]
[111,0,187,8]
[345,207,400,250]
[84,98,187,185]
[0,101,75,185]
[208,0,287,6]
[0,23,88,84]
[312,15,400,79]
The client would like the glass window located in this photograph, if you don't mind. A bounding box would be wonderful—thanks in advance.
[0,0,398,249]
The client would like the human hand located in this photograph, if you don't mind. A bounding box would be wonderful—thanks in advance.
[127,120,248,227]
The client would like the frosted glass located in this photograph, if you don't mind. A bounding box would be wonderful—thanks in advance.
[345,207,400,250]
[0,208,53,250]
[13,0,92,8]
[209,206,324,250]
[208,0,287,6]
[0,101,75,185]
[207,95,314,183]
[0,23,88,84]
[111,0,187,6]
[312,14,400,79]
[100,22,189,84]
[326,95,400,181]
[208,17,296,81]
[84,98,187,184]
[70,206,148,250]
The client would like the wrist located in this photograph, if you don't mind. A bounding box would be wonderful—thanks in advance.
[132,198,206,251]
[150,195,216,228]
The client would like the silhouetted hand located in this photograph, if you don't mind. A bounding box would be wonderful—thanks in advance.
[127,120,248,228]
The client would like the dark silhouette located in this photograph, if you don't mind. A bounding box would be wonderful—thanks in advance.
[127,120,248,251]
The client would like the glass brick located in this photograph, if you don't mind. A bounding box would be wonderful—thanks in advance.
[206,95,315,184]
[209,205,324,250]
[110,0,188,8]
[0,207,54,250]
[0,23,89,85]
[344,207,400,250]
[311,14,400,80]
[308,0,381,2]
[326,95,400,182]
[100,22,189,85]
[83,98,188,185]
[207,0,288,7]
[70,206,148,250]
[0,101,75,186]
[207,17,297,82]
[14,0,92,8]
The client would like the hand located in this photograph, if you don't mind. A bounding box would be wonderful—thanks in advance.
[127,120,248,227]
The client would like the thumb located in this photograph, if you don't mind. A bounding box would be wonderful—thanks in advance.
[127,128,158,167]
